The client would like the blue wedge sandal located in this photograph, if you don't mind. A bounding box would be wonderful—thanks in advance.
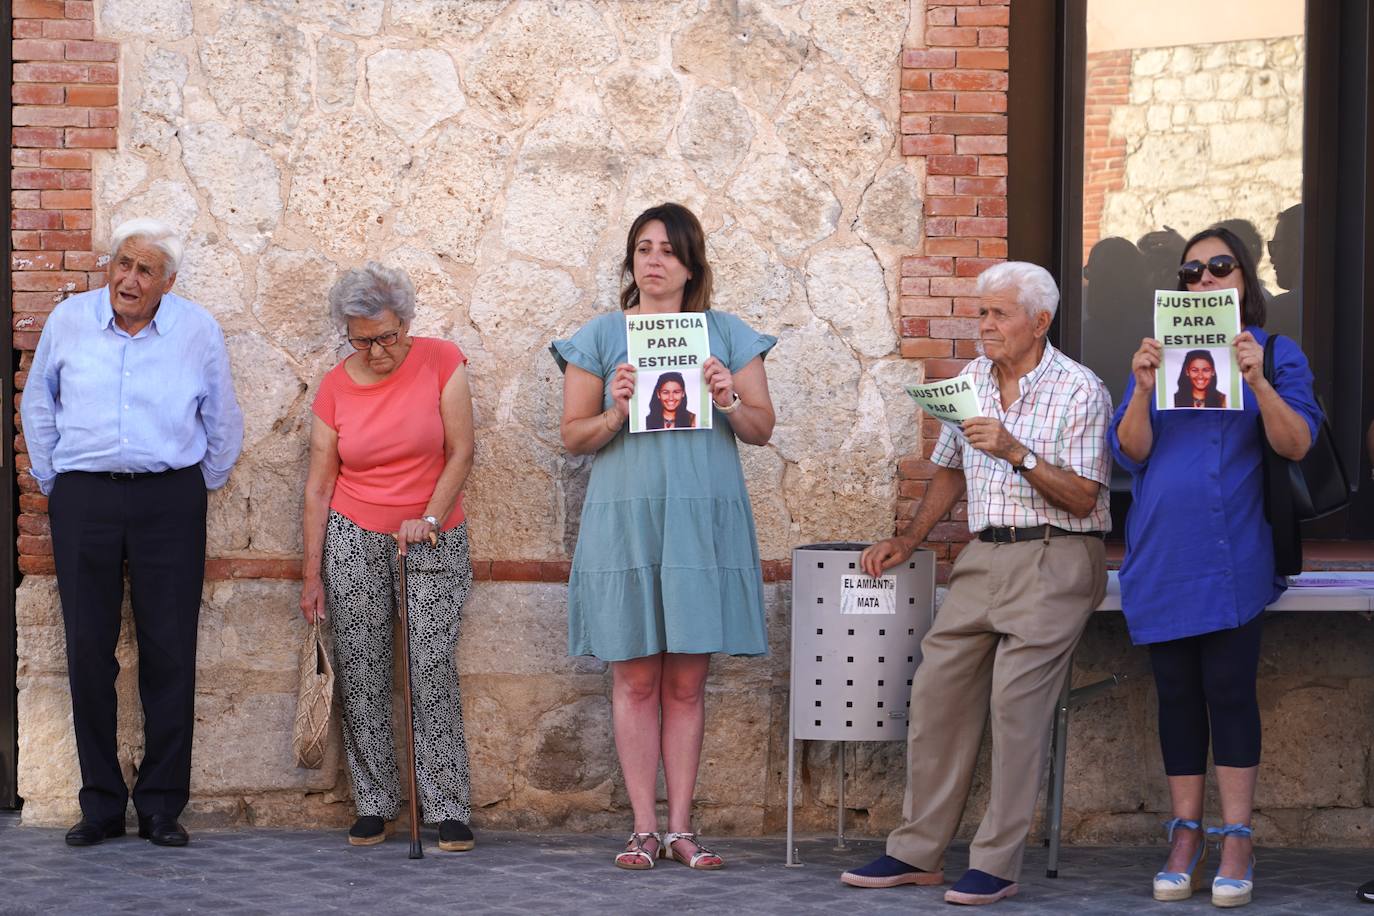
[1153,817,1208,902]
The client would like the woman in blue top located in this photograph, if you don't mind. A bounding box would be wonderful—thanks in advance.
[1111,226,1321,907]
[551,203,776,872]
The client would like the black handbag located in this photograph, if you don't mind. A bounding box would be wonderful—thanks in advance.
[1259,334,1352,574]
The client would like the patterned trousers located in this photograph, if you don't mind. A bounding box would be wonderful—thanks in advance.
[322,510,474,823]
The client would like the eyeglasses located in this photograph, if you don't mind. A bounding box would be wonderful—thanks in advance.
[1178,255,1241,285]
[346,329,401,351]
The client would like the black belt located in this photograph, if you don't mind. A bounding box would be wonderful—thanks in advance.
[69,469,180,481]
[978,525,1106,544]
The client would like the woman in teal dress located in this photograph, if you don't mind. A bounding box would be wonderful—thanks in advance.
[552,203,776,871]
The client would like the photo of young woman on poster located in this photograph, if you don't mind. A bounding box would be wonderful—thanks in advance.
[1170,348,1229,409]
[644,370,698,429]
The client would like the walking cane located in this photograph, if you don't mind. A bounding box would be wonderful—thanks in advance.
[396,530,436,860]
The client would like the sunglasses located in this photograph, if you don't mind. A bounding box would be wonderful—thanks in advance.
[1178,255,1241,285]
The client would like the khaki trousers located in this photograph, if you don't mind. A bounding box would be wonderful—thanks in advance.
[886,534,1107,881]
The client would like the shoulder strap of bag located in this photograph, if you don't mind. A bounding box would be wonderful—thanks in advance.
[1258,333,1302,574]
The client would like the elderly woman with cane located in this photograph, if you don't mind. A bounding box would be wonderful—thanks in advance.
[299,262,477,851]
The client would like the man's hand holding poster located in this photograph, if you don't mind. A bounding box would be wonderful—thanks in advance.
[626,314,712,433]
[1153,288,1243,411]
[905,376,983,434]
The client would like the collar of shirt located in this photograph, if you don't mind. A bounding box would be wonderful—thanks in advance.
[975,339,1057,416]
[93,286,181,337]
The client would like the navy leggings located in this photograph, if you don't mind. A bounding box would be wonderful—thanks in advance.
[1148,613,1264,775]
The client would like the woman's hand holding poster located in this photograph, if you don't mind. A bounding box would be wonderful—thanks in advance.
[626,314,712,433]
[1153,288,1243,411]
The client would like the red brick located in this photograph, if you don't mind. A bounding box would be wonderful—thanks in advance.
[39,229,90,249]
[957,134,1006,154]
[931,69,1008,92]
[14,330,44,350]
[64,40,116,61]
[930,114,1006,135]
[18,513,51,536]
[978,27,1009,47]
[13,38,65,60]
[19,556,57,575]
[42,18,93,39]
[13,61,89,82]
[65,0,94,18]
[979,238,1008,258]
[17,534,52,556]
[897,456,940,480]
[12,190,42,209]
[65,84,117,106]
[85,270,103,286]
[61,170,91,189]
[899,318,929,337]
[926,238,979,257]
[40,148,90,169]
[13,270,87,291]
[64,250,100,270]
[12,210,63,230]
[12,230,43,249]
[955,217,1007,237]
[954,257,1003,278]
[903,49,956,68]
[20,494,49,513]
[925,196,978,216]
[926,175,955,195]
[13,18,44,37]
[902,133,955,155]
[978,155,1008,176]
[13,105,89,127]
[901,69,930,91]
[12,83,64,104]
[87,64,118,84]
[64,127,116,148]
[929,317,981,338]
[901,90,955,113]
[41,189,90,209]
[13,0,65,17]
[88,108,117,128]
[978,197,1008,217]
[13,126,64,147]
[954,338,982,358]
[12,149,43,166]
[926,6,956,26]
[953,297,984,316]
[902,256,955,277]
[14,251,62,270]
[490,560,546,581]
[922,358,971,380]
[925,217,956,237]
[900,297,953,317]
[956,6,1009,26]
[955,176,1006,196]
[900,277,936,295]
[900,338,952,358]
[955,92,1007,113]
[928,155,979,175]
[926,26,978,46]
[931,276,978,296]
[898,479,928,499]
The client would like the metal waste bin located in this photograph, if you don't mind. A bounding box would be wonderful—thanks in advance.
[784,542,936,866]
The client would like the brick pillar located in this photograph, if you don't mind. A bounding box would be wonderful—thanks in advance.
[896,0,1008,578]
[11,0,116,575]
[1081,49,1131,261]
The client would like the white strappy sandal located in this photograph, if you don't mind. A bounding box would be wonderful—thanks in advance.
[613,831,661,870]
[662,832,724,870]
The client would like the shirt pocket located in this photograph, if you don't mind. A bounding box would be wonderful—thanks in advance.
[1009,435,1059,508]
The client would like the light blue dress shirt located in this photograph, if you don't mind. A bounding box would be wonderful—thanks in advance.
[21,286,244,495]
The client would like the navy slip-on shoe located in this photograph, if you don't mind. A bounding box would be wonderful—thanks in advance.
[944,868,1019,905]
[840,854,945,888]
[1358,879,1374,904]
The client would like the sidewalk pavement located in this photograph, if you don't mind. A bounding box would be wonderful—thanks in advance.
[0,811,1367,914]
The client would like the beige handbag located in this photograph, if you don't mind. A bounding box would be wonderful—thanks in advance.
[292,620,334,769]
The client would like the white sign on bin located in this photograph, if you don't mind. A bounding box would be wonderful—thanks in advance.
[839,574,897,614]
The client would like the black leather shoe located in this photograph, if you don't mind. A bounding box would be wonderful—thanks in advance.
[1358,879,1374,903]
[438,819,474,852]
[137,814,189,847]
[65,818,126,847]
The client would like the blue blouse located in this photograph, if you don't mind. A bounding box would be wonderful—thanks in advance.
[1108,328,1322,645]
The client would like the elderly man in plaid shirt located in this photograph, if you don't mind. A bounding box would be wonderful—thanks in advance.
[841,261,1112,906]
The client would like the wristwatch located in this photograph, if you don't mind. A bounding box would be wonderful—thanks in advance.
[716,392,741,414]
[422,515,440,531]
[1012,449,1038,474]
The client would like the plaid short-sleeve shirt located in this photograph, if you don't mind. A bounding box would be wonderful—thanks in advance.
[931,341,1113,533]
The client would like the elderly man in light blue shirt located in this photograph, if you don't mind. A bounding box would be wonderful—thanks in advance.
[20,217,243,849]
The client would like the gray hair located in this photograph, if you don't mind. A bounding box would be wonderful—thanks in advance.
[328,262,417,329]
[974,261,1060,320]
[109,218,183,276]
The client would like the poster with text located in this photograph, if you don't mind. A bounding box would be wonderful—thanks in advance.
[904,376,983,437]
[1153,289,1243,411]
[626,314,712,433]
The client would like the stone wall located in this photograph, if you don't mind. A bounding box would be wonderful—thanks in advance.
[1093,36,1304,285]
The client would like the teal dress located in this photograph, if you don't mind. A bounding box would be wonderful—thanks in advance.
[550,310,775,661]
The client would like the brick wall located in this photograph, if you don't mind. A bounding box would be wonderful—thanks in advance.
[11,0,112,576]
[896,0,1008,578]
[1081,49,1131,261]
